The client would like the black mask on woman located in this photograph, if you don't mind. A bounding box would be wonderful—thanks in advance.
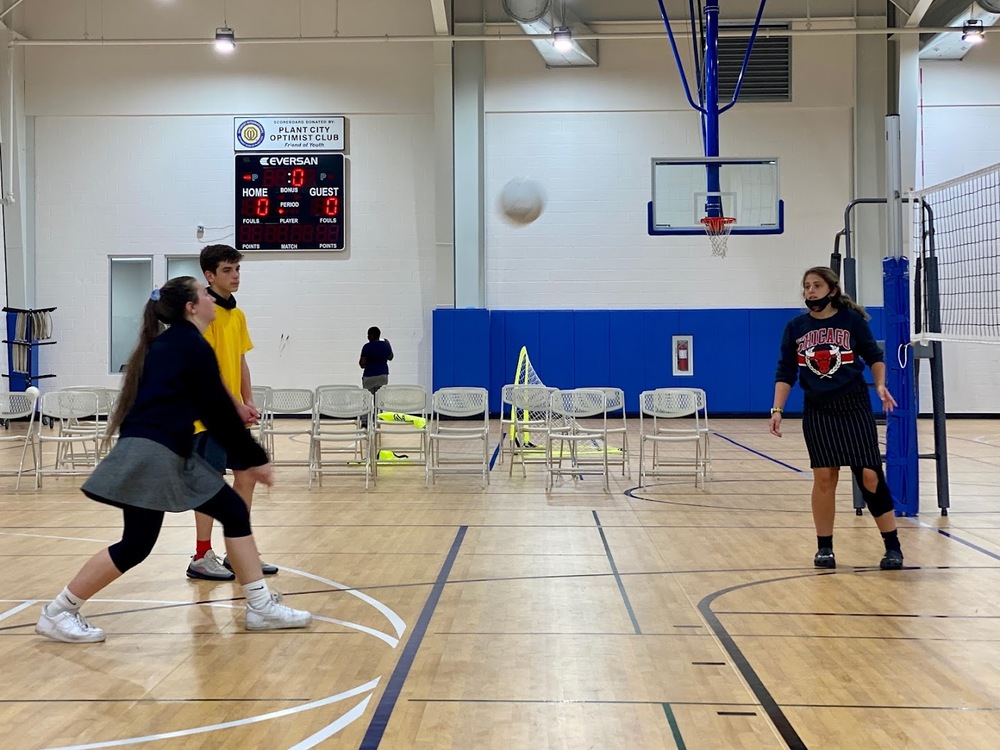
[805,295,832,312]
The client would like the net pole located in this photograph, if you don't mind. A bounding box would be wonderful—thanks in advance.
[883,115,919,516]
[922,201,951,513]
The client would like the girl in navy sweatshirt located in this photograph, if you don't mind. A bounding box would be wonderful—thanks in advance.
[35,277,312,643]
[770,266,904,571]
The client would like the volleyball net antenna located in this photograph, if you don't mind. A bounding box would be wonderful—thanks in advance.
[910,162,1000,346]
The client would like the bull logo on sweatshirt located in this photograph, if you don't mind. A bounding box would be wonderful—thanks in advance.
[796,328,856,379]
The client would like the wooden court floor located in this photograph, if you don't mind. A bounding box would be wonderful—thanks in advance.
[2,416,1000,749]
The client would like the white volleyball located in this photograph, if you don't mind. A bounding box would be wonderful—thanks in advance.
[498,177,546,226]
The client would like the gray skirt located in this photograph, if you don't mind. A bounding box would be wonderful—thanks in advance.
[82,437,225,513]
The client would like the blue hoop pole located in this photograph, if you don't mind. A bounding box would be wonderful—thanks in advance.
[704,1,722,217]
[655,0,707,116]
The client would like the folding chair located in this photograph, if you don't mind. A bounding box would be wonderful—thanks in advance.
[36,390,102,488]
[600,386,630,478]
[508,384,553,477]
[372,385,428,477]
[258,388,314,467]
[426,387,490,488]
[310,386,373,488]
[638,388,704,489]
[691,388,712,479]
[0,389,39,489]
[546,388,610,492]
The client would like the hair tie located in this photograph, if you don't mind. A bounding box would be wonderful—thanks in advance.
[150,289,161,302]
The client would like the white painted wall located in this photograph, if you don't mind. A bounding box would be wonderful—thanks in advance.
[19,0,438,391]
[917,42,1000,414]
[483,30,856,311]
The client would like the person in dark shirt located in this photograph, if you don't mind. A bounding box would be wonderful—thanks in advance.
[359,326,394,394]
[34,277,312,643]
[770,266,904,571]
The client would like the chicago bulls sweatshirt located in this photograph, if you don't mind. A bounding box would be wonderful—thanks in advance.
[774,306,883,405]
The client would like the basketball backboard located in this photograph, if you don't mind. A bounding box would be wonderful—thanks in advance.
[648,157,784,236]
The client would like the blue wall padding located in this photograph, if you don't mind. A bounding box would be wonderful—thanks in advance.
[432,308,490,395]
[434,307,886,415]
[538,311,576,389]
[609,310,646,412]
[573,311,610,390]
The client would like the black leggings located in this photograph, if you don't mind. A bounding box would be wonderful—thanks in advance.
[107,485,252,574]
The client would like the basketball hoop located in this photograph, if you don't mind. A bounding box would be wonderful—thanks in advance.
[700,216,736,258]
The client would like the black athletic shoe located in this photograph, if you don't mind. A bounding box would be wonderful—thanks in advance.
[879,549,904,570]
[813,547,836,569]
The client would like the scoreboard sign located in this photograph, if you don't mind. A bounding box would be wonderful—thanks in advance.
[235,153,346,251]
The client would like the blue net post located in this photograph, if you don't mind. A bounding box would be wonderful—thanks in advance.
[882,257,919,516]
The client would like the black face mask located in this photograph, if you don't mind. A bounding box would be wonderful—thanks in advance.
[805,295,832,312]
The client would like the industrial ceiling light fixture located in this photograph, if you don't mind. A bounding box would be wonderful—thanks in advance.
[552,26,573,52]
[962,18,986,43]
[215,26,236,52]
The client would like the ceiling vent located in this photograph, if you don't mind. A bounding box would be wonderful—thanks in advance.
[718,25,791,103]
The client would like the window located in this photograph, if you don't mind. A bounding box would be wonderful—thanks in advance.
[109,257,152,373]
[166,256,202,282]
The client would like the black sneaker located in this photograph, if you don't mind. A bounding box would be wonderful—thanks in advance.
[223,556,279,576]
[813,547,836,569]
[880,549,904,570]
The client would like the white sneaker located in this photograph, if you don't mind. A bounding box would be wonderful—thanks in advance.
[36,609,106,643]
[245,593,312,631]
[187,549,235,581]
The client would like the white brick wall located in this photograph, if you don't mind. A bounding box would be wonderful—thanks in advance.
[481,36,855,310]
[918,43,1000,413]
[33,114,436,391]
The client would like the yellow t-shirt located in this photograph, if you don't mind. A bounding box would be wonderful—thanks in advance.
[194,305,254,434]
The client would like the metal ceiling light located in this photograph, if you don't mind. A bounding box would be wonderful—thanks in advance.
[552,26,573,52]
[962,18,986,43]
[215,26,236,52]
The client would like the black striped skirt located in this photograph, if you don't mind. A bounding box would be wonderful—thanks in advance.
[801,384,881,469]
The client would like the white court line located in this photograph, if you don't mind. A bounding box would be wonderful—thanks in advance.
[0,600,36,622]
[279,565,407,640]
[311,615,398,648]
[286,694,373,750]
[42,677,380,750]
[0,531,112,544]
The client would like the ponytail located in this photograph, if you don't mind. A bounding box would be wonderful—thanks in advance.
[105,276,201,442]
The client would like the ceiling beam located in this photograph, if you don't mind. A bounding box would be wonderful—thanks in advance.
[430,0,449,34]
[904,0,938,27]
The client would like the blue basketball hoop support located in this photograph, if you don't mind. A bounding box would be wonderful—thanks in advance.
[655,0,770,158]
[650,0,781,238]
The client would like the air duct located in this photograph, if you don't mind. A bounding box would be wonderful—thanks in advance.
[502,0,598,67]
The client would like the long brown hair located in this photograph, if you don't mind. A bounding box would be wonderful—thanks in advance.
[106,276,201,441]
[802,266,870,320]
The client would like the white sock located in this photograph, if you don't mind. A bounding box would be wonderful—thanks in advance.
[45,587,83,617]
[243,579,272,610]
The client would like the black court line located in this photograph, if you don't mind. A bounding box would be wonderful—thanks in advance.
[593,510,641,634]
[358,525,467,750]
[711,431,806,473]
[917,522,1000,562]
[489,442,501,470]
[662,703,687,749]
[698,572,819,750]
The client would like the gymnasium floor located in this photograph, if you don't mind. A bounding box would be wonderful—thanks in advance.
[2,416,1000,749]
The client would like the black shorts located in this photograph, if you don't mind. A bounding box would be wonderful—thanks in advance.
[193,431,255,473]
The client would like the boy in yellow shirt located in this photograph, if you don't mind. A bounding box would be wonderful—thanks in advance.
[186,245,277,580]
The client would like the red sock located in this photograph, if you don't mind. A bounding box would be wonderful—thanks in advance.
[195,540,212,560]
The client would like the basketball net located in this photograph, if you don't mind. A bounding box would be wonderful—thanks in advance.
[700,216,735,258]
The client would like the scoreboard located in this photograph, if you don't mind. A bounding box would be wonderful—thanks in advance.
[235,153,345,251]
